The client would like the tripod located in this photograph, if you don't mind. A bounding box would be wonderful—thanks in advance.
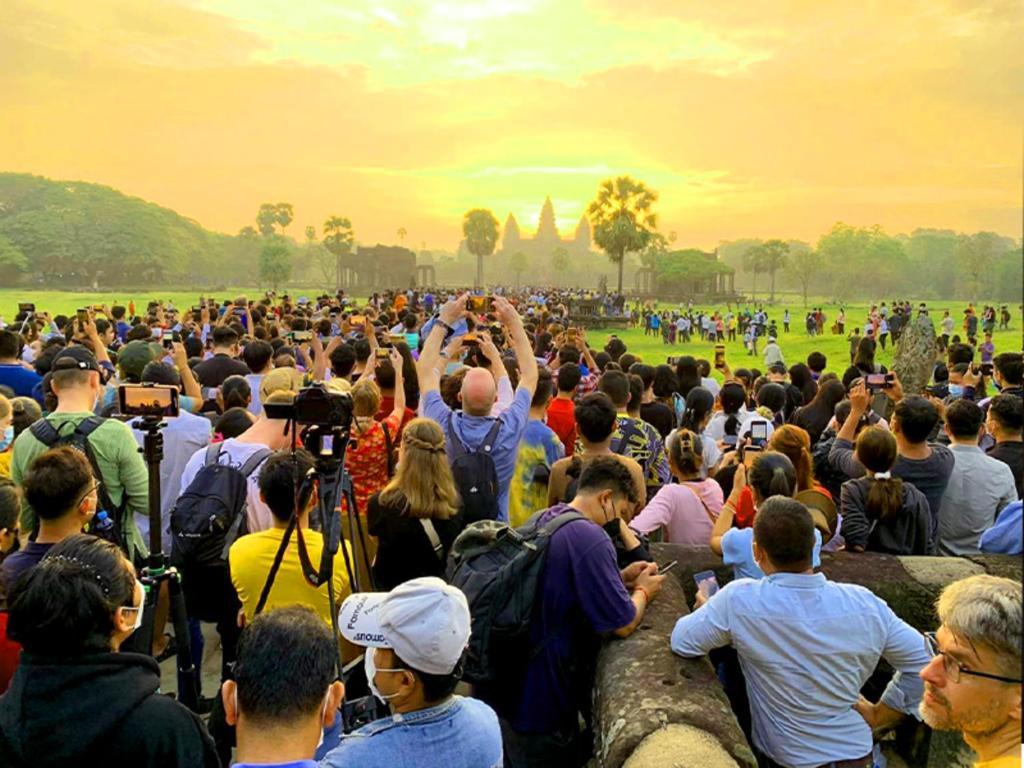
[124,417,200,712]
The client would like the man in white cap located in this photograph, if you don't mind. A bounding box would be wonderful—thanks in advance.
[321,577,503,768]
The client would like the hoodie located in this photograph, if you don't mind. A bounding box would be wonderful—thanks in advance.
[0,651,218,768]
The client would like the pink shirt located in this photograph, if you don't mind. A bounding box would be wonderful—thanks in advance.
[629,479,724,546]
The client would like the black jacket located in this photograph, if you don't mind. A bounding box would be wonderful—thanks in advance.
[0,651,219,768]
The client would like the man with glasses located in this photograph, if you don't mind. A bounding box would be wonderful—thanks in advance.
[0,447,99,592]
[919,574,1022,767]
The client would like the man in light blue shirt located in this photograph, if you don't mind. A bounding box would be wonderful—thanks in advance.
[672,497,930,768]
[418,293,538,522]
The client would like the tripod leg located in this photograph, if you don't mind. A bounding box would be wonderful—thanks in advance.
[166,572,199,712]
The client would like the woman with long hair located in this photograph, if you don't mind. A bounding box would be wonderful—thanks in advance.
[629,429,723,545]
[767,425,818,493]
[344,349,406,513]
[840,427,933,555]
[704,381,748,443]
[709,452,826,580]
[0,534,217,766]
[853,336,885,376]
[367,418,463,590]
[679,386,721,476]
[791,379,846,445]
[673,355,702,399]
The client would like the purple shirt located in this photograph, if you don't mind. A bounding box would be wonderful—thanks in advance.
[508,504,635,733]
[0,541,53,592]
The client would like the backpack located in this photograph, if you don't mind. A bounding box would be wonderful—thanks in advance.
[29,417,127,549]
[446,509,586,694]
[170,444,272,569]
[448,414,502,525]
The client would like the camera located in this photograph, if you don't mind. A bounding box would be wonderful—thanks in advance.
[864,373,894,392]
[264,384,354,430]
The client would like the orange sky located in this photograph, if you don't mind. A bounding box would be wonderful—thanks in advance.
[2,0,1021,250]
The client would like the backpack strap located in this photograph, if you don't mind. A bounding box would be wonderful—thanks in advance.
[480,418,502,454]
[219,447,274,560]
[420,518,444,560]
[29,418,59,446]
[446,412,501,457]
[446,412,469,458]
[74,416,106,440]
[203,443,223,467]
[383,423,395,477]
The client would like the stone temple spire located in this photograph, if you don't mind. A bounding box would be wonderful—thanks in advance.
[536,196,559,244]
[502,212,521,252]
[574,214,591,248]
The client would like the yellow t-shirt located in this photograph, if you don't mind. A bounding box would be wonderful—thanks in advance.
[229,527,352,626]
[976,755,1022,768]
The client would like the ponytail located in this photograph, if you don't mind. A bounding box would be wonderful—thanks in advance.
[667,429,703,476]
[866,473,905,523]
[767,466,793,497]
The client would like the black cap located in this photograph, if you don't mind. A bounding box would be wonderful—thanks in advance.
[52,346,102,373]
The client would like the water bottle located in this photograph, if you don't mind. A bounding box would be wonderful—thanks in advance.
[91,510,118,543]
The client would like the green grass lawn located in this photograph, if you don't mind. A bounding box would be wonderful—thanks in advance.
[2,288,1017,380]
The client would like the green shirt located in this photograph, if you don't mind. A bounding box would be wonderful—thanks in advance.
[11,412,149,561]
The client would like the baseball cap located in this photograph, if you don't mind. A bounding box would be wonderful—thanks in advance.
[52,346,101,374]
[338,577,470,676]
[117,340,156,380]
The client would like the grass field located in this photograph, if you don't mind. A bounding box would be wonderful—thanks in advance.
[2,288,1019,380]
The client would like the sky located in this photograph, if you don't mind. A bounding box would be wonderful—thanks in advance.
[2,0,1021,250]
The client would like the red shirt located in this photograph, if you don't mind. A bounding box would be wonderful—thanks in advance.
[546,398,577,457]
[375,396,415,440]
[344,414,401,513]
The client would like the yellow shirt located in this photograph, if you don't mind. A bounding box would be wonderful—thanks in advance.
[976,755,1022,768]
[229,527,352,626]
[0,451,12,480]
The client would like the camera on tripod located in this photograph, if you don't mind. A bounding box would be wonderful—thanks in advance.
[264,383,353,431]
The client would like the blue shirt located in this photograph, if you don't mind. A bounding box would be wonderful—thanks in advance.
[236,762,316,768]
[721,526,822,580]
[320,696,502,768]
[0,363,43,399]
[422,387,532,522]
[671,572,929,768]
[979,500,1023,555]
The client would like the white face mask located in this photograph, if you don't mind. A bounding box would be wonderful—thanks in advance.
[364,650,402,702]
[122,578,145,633]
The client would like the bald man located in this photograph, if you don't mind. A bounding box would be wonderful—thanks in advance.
[419,292,538,522]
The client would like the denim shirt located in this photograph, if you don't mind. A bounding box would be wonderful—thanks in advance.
[320,696,503,768]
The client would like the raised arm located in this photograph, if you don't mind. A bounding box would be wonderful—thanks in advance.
[172,342,202,405]
[388,348,406,421]
[493,296,537,396]
[710,464,744,555]
[417,293,467,394]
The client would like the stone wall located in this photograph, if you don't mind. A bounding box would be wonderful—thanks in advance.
[591,546,1022,767]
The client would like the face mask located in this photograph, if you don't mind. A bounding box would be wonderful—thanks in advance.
[122,578,146,633]
[948,384,963,398]
[0,425,13,452]
[364,650,402,702]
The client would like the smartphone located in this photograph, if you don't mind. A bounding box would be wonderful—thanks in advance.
[172,330,181,343]
[150,327,163,340]
[18,302,35,313]
[119,384,180,418]
[723,434,738,447]
[290,330,313,342]
[162,337,175,351]
[742,444,762,468]
[375,348,390,359]
[388,333,407,347]
[92,304,105,313]
[658,560,678,575]
[714,344,726,370]
[865,373,893,391]
[77,308,89,325]
[749,420,768,445]
[980,362,994,376]
[463,332,479,345]
[694,570,720,599]
[349,315,366,328]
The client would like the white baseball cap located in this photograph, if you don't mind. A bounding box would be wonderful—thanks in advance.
[338,577,470,676]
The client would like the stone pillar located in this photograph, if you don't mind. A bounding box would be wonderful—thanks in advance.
[893,314,938,396]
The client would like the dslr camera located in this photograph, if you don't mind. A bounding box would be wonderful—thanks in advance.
[264,384,353,430]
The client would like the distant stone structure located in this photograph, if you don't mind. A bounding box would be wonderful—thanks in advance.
[497,197,593,262]
[337,244,416,290]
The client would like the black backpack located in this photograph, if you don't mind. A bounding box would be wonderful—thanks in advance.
[446,509,585,699]
[170,444,272,568]
[29,417,127,550]
[448,414,502,525]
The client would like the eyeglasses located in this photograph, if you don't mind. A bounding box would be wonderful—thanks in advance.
[924,632,1022,685]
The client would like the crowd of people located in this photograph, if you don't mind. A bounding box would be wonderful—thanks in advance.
[0,287,1019,768]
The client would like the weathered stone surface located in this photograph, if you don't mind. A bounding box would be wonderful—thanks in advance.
[966,554,1024,582]
[897,556,985,590]
[592,568,756,768]
[892,314,938,396]
[622,723,740,768]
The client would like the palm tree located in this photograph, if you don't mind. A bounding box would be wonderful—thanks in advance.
[743,243,764,300]
[397,227,407,245]
[462,209,500,288]
[587,176,658,294]
[323,216,355,288]
[759,239,790,302]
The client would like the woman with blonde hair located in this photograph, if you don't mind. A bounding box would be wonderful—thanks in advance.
[367,418,462,590]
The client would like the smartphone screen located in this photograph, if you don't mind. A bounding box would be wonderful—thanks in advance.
[742,445,762,468]
[119,385,180,418]
[714,345,726,369]
[694,569,719,598]
[77,309,89,325]
[749,421,768,442]
[865,373,887,388]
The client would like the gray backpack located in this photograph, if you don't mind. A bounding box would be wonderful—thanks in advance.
[446,508,585,688]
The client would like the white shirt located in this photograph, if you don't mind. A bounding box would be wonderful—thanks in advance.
[132,410,212,553]
[179,437,275,533]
